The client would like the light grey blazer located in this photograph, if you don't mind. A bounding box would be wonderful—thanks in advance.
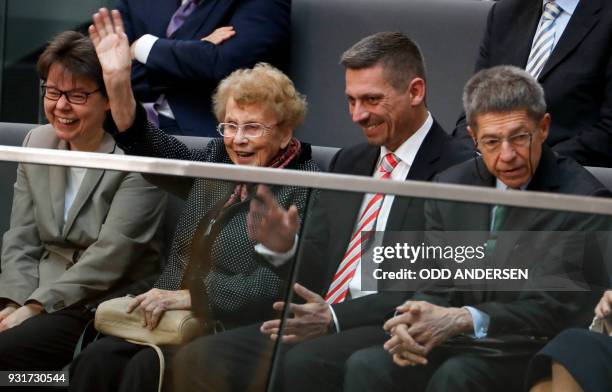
[0,124,166,312]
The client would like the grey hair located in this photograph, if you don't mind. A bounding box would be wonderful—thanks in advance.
[463,65,546,129]
[340,32,426,90]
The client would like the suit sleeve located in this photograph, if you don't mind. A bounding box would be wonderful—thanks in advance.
[0,133,43,306]
[115,0,155,100]
[552,50,612,166]
[143,0,290,88]
[27,172,166,312]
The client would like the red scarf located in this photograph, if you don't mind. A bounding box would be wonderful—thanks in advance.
[225,138,301,206]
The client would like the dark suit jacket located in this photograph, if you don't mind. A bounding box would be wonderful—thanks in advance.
[117,0,290,136]
[415,146,611,355]
[453,0,612,167]
[295,120,472,330]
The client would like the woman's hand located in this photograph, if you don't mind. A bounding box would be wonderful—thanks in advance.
[248,185,299,253]
[595,290,612,320]
[0,303,43,333]
[202,26,236,45]
[89,8,131,80]
[126,289,191,330]
[89,8,136,132]
[0,303,18,325]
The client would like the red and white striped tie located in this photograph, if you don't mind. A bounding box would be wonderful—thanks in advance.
[325,153,400,304]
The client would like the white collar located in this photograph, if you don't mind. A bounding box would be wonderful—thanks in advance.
[379,112,433,166]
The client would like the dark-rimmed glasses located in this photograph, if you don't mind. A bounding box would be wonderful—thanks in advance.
[476,132,533,153]
[41,84,101,105]
[217,122,275,138]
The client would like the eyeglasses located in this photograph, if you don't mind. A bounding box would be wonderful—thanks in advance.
[217,122,274,138]
[476,132,533,153]
[41,84,101,105]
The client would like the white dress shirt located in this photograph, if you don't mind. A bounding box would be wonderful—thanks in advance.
[132,0,204,119]
[63,167,87,225]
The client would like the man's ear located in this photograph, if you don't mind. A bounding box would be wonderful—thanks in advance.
[467,125,478,147]
[538,113,551,141]
[408,78,426,106]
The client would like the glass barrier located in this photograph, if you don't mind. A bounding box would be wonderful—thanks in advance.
[0,150,610,391]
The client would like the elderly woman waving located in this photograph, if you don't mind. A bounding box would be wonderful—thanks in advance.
[69,8,318,392]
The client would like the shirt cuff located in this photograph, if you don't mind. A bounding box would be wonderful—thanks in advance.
[132,34,159,64]
[254,235,298,267]
[463,306,489,339]
[329,304,340,332]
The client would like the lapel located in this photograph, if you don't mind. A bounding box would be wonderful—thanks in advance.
[405,120,445,182]
[171,0,233,39]
[539,0,603,80]
[385,121,445,231]
[337,145,379,219]
[493,146,560,269]
[469,158,497,230]
[511,0,543,67]
[344,145,379,229]
[49,139,69,232]
[524,145,561,193]
[325,146,379,278]
[62,134,117,236]
[151,0,182,36]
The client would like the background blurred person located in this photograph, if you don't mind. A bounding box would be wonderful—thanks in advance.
[0,30,165,371]
[453,0,612,167]
[114,0,290,135]
[68,10,318,392]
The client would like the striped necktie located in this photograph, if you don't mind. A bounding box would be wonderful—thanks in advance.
[525,1,563,78]
[325,153,400,304]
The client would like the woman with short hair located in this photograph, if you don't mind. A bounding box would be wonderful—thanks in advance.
[69,9,318,392]
[0,30,165,371]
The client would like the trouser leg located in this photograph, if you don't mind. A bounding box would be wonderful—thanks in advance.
[0,308,90,371]
[281,326,388,392]
[173,324,275,392]
[69,336,142,392]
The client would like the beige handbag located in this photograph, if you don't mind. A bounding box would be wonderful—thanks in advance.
[94,296,206,392]
[92,189,231,391]
[94,296,205,345]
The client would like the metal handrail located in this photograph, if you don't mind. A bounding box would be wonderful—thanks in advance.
[0,145,611,216]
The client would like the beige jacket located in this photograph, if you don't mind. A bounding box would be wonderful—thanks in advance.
[0,124,165,312]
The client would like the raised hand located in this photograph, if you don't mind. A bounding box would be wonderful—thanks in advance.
[89,8,131,80]
[89,8,136,131]
[248,185,300,253]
